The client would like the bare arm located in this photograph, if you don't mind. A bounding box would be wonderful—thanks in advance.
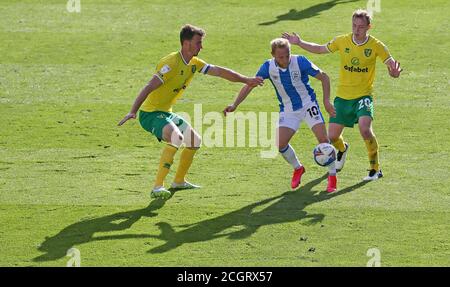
[118,75,163,126]
[314,71,335,118]
[207,65,264,87]
[282,32,329,54]
[385,58,402,78]
[223,84,256,116]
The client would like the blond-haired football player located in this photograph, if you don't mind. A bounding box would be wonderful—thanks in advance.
[119,24,263,199]
[282,9,402,180]
[224,38,338,192]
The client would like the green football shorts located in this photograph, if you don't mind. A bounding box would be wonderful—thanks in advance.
[329,95,374,127]
[139,110,188,141]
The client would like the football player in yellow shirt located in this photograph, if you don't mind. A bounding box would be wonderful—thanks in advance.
[118,24,263,199]
[282,9,402,181]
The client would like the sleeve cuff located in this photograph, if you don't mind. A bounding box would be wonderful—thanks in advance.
[200,64,211,74]
[155,73,164,83]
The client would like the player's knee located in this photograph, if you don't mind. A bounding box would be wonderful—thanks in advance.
[195,135,202,148]
[327,130,339,142]
[175,133,184,147]
[192,130,202,146]
[162,123,184,147]
[190,133,202,148]
[168,130,184,147]
[184,130,202,148]
[360,129,373,140]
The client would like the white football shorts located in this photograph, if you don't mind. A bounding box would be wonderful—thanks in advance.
[278,101,325,131]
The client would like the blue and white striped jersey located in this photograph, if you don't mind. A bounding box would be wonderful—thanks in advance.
[256,55,321,112]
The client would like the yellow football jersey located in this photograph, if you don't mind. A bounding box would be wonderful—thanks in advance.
[326,33,392,100]
[140,51,210,112]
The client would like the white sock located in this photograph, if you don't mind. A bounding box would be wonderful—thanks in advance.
[279,144,301,170]
[328,161,336,176]
[326,140,337,176]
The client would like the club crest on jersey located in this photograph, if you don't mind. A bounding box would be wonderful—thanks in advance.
[159,65,171,74]
[291,71,300,81]
[364,49,372,57]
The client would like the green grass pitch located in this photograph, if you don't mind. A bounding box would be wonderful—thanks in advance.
[0,0,449,266]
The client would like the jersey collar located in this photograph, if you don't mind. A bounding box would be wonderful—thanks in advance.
[274,56,291,72]
[179,51,189,65]
[352,34,370,46]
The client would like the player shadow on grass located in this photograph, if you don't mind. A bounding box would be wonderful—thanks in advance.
[32,199,168,262]
[146,176,369,254]
[259,0,359,26]
[33,177,369,261]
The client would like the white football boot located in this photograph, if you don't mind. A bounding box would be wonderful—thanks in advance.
[150,186,171,199]
[363,169,383,181]
[170,181,201,190]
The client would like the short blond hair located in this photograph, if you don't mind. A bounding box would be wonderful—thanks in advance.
[352,9,372,25]
[271,38,290,54]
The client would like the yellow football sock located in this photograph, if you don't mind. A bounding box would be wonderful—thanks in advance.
[174,147,198,184]
[364,137,379,171]
[331,135,346,153]
[154,144,178,187]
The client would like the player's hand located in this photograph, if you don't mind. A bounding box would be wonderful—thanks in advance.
[245,76,264,87]
[118,112,136,126]
[388,60,402,78]
[282,32,301,45]
[223,104,236,116]
[324,101,336,118]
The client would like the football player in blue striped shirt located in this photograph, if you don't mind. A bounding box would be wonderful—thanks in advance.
[224,38,337,192]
